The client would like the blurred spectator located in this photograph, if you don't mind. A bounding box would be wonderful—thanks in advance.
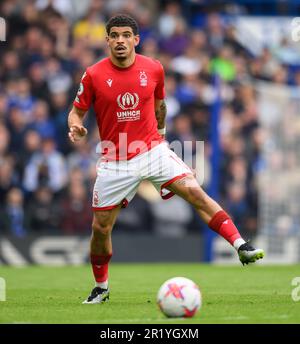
[164,74,180,121]
[7,78,36,120]
[35,0,73,19]
[210,46,236,81]
[23,26,45,66]
[140,37,159,58]
[50,92,71,153]
[158,1,181,39]
[7,106,28,153]
[206,13,225,51]
[73,6,106,49]
[0,50,22,80]
[170,43,202,76]
[226,182,248,227]
[17,129,42,177]
[160,17,189,57]
[105,0,145,17]
[0,188,27,237]
[44,57,72,94]
[67,140,94,180]
[115,182,154,232]
[0,123,10,156]
[272,65,288,84]
[68,166,86,186]
[26,186,61,232]
[273,37,300,66]
[28,63,50,101]
[0,93,8,122]
[260,47,280,80]
[23,137,68,193]
[136,7,155,44]
[0,157,18,205]
[167,113,195,146]
[151,196,193,237]
[29,100,56,139]
[60,183,93,234]
[22,1,40,26]
[175,74,201,105]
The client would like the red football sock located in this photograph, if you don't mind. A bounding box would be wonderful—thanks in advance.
[208,210,241,246]
[90,254,112,283]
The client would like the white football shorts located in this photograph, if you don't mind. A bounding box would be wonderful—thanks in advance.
[92,142,193,211]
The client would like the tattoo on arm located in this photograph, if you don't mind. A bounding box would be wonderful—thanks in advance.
[155,100,167,129]
[174,178,187,186]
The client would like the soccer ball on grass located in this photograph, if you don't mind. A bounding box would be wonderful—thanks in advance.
[157,277,202,318]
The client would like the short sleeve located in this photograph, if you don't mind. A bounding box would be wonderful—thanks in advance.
[154,61,165,100]
[73,70,94,110]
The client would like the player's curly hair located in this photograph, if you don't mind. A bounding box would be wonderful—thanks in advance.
[106,14,139,35]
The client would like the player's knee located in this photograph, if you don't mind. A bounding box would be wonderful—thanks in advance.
[92,222,112,236]
[187,187,209,209]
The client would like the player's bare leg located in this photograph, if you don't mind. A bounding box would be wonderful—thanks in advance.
[83,205,122,304]
[167,175,264,264]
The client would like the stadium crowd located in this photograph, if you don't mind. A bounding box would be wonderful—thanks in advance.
[0,0,299,238]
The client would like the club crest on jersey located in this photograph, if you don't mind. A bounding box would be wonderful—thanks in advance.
[116,92,140,122]
[139,71,147,86]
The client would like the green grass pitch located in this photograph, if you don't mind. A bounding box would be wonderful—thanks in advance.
[0,263,299,324]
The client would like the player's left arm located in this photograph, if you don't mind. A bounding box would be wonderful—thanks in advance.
[154,60,166,135]
[155,98,167,135]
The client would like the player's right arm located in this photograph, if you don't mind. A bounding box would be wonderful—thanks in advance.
[68,69,94,142]
[68,106,88,142]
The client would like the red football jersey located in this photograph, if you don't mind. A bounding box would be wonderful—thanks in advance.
[73,54,165,160]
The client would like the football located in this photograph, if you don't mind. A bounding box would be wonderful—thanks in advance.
[157,277,202,318]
